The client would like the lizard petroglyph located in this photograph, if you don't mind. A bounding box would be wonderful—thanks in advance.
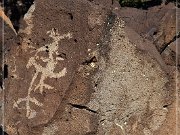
[13,28,72,119]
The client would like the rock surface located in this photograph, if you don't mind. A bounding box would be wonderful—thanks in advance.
[87,18,175,135]
[4,0,111,134]
[0,7,17,129]
[1,0,179,135]
[118,3,176,52]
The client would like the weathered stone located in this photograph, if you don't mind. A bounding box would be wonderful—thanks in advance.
[125,26,169,72]
[2,0,178,135]
[0,7,16,128]
[4,0,111,134]
[118,3,176,52]
[153,8,176,52]
[40,106,98,135]
[87,17,174,135]
[161,38,180,66]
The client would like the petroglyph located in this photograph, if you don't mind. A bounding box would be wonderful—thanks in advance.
[13,28,72,119]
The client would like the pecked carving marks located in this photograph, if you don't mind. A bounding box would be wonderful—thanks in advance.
[13,28,72,119]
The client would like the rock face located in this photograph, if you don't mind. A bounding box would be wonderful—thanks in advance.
[4,0,111,134]
[118,3,176,52]
[88,18,174,135]
[2,0,178,135]
[0,7,17,129]
[118,2,179,70]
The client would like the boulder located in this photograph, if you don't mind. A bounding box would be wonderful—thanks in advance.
[4,0,111,134]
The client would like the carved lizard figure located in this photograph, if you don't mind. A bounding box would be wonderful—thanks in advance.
[13,28,72,119]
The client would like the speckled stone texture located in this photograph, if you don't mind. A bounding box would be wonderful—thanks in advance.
[2,1,179,135]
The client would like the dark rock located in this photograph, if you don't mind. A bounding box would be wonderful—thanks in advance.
[4,0,112,134]
[118,3,176,52]
[161,38,180,66]
[2,0,177,135]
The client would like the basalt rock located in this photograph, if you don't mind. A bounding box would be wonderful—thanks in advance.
[118,3,176,52]
[2,0,178,135]
[87,17,175,135]
[4,0,112,134]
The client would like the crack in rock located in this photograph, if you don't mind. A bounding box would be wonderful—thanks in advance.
[69,103,98,114]
[160,33,180,54]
